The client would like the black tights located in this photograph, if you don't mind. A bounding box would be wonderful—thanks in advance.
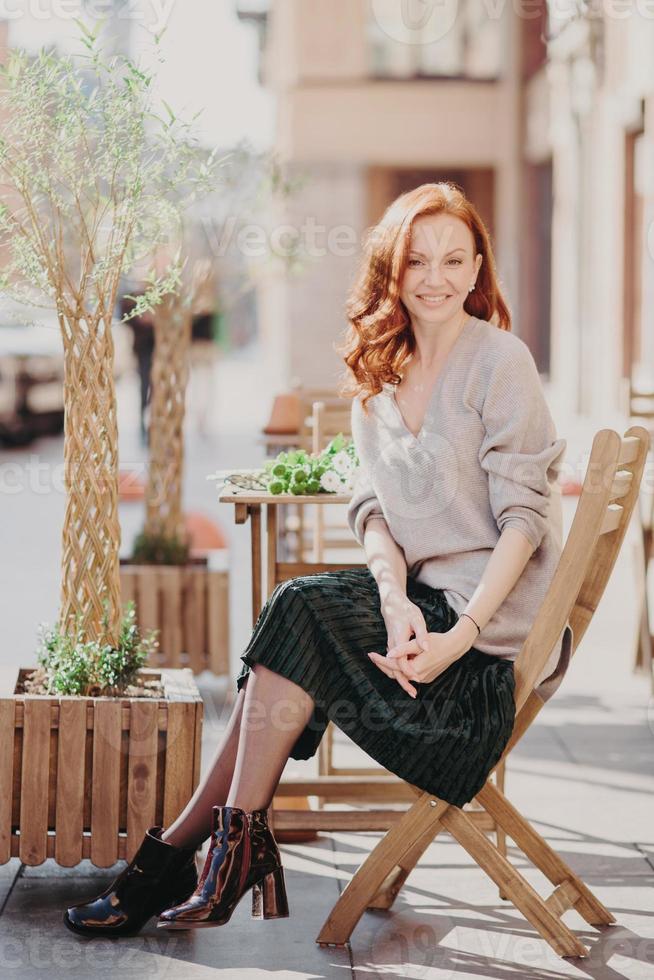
[161,664,315,849]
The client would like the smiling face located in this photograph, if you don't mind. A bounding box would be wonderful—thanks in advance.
[400,212,482,328]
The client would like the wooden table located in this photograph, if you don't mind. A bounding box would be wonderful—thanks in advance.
[217,484,443,835]
[218,485,358,626]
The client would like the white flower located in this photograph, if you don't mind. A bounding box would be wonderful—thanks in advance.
[320,470,342,492]
[341,473,356,493]
[331,451,353,475]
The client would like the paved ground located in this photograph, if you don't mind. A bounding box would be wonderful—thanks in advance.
[0,349,653,979]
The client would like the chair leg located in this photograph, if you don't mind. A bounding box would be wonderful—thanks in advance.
[316,793,450,946]
[477,781,615,927]
[441,806,589,958]
[492,760,509,900]
[316,721,335,808]
[367,820,442,910]
[366,763,511,911]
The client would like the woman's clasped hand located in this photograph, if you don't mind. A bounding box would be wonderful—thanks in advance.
[367,589,475,697]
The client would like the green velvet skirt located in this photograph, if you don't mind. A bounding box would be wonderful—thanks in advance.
[235,567,515,808]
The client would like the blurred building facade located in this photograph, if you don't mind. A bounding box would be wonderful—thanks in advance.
[243,0,654,420]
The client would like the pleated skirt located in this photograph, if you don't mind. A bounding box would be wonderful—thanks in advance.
[235,567,516,808]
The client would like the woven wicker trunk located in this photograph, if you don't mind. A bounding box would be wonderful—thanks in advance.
[120,556,229,675]
[0,667,203,868]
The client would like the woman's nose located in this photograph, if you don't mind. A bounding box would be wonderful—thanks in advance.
[422,263,446,286]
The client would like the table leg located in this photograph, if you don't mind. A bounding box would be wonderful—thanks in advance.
[249,504,262,628]
[266,504,278,598]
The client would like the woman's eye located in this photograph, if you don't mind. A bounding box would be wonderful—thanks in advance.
[408,257,462,267]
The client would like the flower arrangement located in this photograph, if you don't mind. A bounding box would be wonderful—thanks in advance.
[209,434,359,496]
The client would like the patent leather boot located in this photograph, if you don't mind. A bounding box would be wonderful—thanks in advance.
[157,804,289,929]
[64,826,198,937]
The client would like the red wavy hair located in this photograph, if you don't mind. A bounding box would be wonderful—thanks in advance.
[338,181,512,408]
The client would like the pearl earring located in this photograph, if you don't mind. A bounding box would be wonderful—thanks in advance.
[468,283,475,292]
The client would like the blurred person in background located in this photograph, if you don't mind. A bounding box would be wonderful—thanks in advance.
[120,290,155,445]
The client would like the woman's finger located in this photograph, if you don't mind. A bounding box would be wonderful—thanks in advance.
[368,652,417,697]
[411,614,430,651]
[386,638,420,660]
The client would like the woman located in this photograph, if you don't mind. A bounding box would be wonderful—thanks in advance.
[63,181,570,939]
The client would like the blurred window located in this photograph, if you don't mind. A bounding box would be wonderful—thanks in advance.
[367,0,504,80]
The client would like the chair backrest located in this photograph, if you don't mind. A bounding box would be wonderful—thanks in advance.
[511,426,649,730]
[629,377,654,425]
[310,399,353,454]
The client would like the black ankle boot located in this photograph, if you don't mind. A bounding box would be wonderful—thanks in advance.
[63,826,198,938]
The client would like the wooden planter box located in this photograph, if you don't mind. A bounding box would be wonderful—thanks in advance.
[0,667,203,868]
[120,554,229,675]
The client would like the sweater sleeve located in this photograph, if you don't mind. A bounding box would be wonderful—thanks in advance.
[347,395,388,547]
[478,339,567,552]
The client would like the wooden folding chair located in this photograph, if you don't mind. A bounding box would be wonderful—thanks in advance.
[316,425,650,959]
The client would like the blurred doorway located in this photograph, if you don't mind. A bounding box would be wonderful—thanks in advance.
[366,166,495,244]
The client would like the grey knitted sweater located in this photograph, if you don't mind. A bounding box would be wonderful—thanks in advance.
[347,314,572,696]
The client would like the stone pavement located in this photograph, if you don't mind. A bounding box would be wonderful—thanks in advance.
[0,349,653,978]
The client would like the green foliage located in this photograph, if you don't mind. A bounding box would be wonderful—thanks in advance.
[0,26,221,321]
[36,601,158,696]
[131,530,190,566]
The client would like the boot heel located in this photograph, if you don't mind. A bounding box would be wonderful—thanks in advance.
[251,866,289,919]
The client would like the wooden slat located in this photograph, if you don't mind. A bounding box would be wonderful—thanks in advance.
[273,807,496,833]
[126,699,159,859]
[545,880,582,917]
[618,434,640,464]
[54,698,86,866]
[207,570,229,675]
[162,700,197,827]
[275,561,366,582]
[160,567,183,668]
[120,566,137,614]
[600,503,623,534]
[11,833,129,862]
[184,566,205,672]
[138,568,160,665]
[19,698,52,865]
[90,700,122,867]
[0,699,15,863]
[275,775,418,803]
[220,489,351,506]
[609,470,633,500]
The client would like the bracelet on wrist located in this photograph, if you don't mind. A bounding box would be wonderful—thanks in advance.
[460,612,481,634]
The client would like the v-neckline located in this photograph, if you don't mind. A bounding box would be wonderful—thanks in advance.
[388,314,475,442]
